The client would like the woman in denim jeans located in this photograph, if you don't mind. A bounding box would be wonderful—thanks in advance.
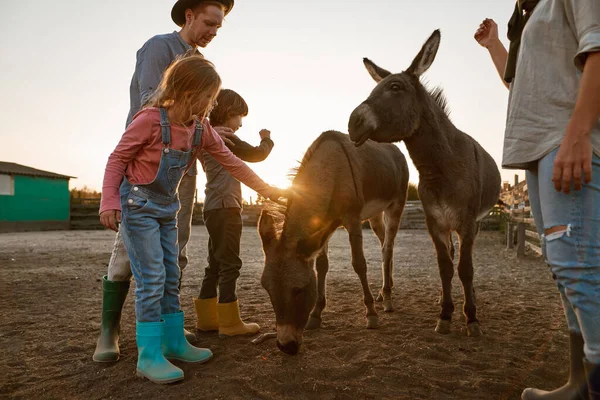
[99,55,284,384]
[476,1,600,398]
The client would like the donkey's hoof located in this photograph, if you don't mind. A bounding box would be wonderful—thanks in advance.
[383,300,395,313]
[366,315,379,329]
[435,319,451,335]
[467,322,483,337]
[375,293,383,302]
[305,316,322,330]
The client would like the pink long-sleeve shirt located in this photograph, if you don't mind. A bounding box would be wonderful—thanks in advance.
[100,107,271,214]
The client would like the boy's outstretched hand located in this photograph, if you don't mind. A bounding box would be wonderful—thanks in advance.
[100,210,121,232]
[259,129,271,140]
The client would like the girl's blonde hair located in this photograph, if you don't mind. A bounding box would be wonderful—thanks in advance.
[145,52,221,124]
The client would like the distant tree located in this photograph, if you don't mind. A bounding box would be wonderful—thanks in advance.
[70,186,101,199]
[407,182,419,201]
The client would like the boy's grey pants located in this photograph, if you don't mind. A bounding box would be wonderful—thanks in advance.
[107,174,196,281]
[198,207,243,304]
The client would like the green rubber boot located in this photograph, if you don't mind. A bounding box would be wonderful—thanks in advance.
[136,320,183,384]
[93,276,130,363]
[162,311,213,363]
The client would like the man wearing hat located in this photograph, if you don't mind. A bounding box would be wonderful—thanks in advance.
[93,0,234,363]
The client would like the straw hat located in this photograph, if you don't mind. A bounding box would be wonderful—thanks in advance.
[171,0,234,27]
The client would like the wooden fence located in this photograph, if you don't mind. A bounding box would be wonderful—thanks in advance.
[500,178,542,257]
[69,198,265,230]
[363,200,502,231]
[70,197,103,230]
[69,198,504,232]
[399,201,426,230]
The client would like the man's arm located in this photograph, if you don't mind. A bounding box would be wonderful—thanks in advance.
[137,39,173,105]
[475,19,509,89]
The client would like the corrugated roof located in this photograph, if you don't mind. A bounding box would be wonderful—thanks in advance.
[0,162,75,180]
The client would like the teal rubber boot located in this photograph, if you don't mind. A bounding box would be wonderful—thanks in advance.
[93,276,130,363]
[162,311,213,363]
[136,321,184,384]
[184,328,196,342]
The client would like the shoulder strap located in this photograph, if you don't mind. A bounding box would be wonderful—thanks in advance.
[159,108,171,145]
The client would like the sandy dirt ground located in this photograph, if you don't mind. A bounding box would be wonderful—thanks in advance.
[0,226,570,400]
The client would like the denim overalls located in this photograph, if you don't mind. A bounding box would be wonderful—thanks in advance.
[120,108,202,322]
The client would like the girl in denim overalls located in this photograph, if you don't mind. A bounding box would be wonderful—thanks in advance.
[99,55,282,384]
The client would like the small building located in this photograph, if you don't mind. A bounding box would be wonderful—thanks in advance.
[0,162,74,233]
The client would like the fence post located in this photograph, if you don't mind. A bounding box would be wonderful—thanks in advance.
[517,222,526,257]
[507,222,514,249]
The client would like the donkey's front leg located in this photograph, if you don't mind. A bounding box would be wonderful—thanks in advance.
[457,222,481,337]
[345,219,378,329]
[306,244,329,330]
[368,214,386,303]
[379,206,403,312]
[427,219,455,334]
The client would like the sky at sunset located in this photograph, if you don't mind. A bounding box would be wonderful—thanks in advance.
[1,1,520,202]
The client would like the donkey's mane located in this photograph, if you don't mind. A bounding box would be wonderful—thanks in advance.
[263,131,346,236]
[262,201,287,237]
[420,77,451,118]
[428,86,451,118]
[288,130,344,183]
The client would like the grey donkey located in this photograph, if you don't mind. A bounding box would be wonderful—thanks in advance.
[348,30,501,337]
[259,131,409,354]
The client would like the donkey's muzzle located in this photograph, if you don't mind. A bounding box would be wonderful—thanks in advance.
[348,104,376,147]
[277,340,300,355]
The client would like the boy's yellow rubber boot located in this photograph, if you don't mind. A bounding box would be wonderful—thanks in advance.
[193,297,219,331]
[217,300,260,336]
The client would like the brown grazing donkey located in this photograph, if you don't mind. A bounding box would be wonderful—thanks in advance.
[348,30,501,337]
[259,131,409,354]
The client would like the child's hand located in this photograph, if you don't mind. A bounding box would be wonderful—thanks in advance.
[100,210,121,232]
[259,129,271,140]
[265,186,288,205]
[214,126,236,147]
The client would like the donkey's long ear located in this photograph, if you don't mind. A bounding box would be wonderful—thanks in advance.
[296,220,340,260]
[407,29,441,77]
[258,210,278,251]
[363,58,392,83]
